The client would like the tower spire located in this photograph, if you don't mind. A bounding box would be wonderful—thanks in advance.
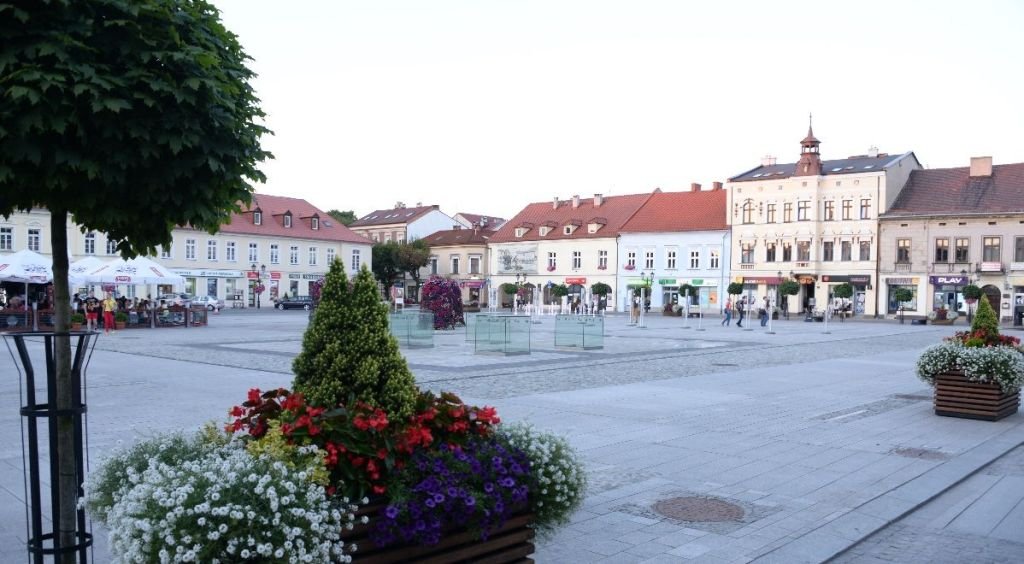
[796,114,822,176]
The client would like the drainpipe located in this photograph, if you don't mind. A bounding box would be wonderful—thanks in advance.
[874,177,881,318]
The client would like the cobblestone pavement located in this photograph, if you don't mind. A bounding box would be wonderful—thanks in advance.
[832,446,1024,563]
[0,309,1021,563]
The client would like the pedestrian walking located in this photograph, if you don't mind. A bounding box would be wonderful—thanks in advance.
[736,297,746,328]
[102,292,117,334]
[760,296,770,327]
[85,293,100,332]
[722,297,733,326]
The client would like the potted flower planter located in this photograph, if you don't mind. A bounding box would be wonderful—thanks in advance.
[114,312,128,330]
[933,369,1020,421]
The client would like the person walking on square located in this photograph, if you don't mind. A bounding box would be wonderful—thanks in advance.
[760,296,770,327]
[102,292,117,334]
[736,296,746,328]
[84,293,100,332]
[722,297,733,326]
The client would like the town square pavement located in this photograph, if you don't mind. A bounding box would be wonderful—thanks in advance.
[0,308,1021,562]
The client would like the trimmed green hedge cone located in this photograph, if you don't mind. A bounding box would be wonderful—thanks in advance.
[971,294,999,336]
[292,262,418,419]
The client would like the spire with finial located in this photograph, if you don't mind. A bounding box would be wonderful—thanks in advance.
[796,113,822,176]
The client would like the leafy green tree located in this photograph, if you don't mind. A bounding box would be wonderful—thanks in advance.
[962,284,982,301]
[551,284,569,299]
[833,283,853,299]
[371,241,403,298]
[293,263,418,419]
[326,209,358,226]
[500,283,518,296]
[0,0,269,549]
[398,239,431,292]
[679,284,698,304]
[893,288,914,304]
[727,282,745,296]
[779,280,801,297]
[971,294,999,336]
[589,282,611,296]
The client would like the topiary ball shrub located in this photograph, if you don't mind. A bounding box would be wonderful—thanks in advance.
[420,276,465,330]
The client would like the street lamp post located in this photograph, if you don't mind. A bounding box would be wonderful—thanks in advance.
[639,270,654,329]
[514,270,526,313]
[251,263,266,309]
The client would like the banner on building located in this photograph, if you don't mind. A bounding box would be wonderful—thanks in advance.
[494,245,538,275]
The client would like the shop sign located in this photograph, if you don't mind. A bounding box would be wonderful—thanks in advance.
[979,262,1003,272]
[173,269,244,278]
[821,275,872,284]
[691,278,704,286]
[270,272,282,280]
[460,280,485,288]
[743,276,783,285]
[929,275,967,285]
[565,277,587,285]
[797,275,816,284]
[246,271,259,280]
[887,277,919,285]
[658,278,677,285]
[849,275,871,284]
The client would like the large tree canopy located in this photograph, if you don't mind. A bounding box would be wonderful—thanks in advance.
[327,209,358,226]
[0,0,271,251]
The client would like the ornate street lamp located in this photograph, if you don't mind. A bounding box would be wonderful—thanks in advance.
[638,270,654,328]
[251,263,267,309]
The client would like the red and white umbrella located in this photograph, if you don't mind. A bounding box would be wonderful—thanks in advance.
[82,255,184,285]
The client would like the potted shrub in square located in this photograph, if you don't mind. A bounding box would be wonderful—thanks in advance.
[917,296,1022,421]
[70,312,85,331]
[113,311,128,330]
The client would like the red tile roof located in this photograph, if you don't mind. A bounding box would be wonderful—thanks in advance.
[489,193,654,243]
[620,189,728,233]
[218,194,372,244]
[421,228,492,247]
[350,205,440,227]
[882,163,1024,217]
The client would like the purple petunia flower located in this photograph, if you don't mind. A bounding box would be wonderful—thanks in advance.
[385,505,399,519]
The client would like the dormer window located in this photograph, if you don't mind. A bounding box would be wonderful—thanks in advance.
[283,213,292,228]
[254,211,262,226]
[515,227,527,238]
[311,217,319,230]
[563,225,575,235]
[539,226,550,236]
[588,224,599,234]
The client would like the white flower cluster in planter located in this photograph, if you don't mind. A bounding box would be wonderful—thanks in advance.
[498,423,587,536]
[85,433,359,563]
[916,343,1024,394]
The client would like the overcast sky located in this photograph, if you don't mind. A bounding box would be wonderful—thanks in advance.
[214,0,1024,219]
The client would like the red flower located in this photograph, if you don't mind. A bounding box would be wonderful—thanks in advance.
[475,406,500,425]
[229,405,244,418]
[372,484,386,495]
[247,388,262,403]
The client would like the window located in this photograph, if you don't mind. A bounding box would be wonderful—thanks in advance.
[106,239,118,255]
[254,211,262,225]
[896,239,911,263]
[666,249,677,270]
[860,199,871,219]
[451,256,460,274]
[782,242,792,262]
[469,255,481,274]
[326,248,336,265]
[822,241,834,261]
[842,200,852,220]
[0,227,12,251]
[644,249,654,269]
[226,241,236,262]
[563,225,573,235]
[283,214,292,228]
[372,234,380,242]
[626,250,636,268]
[859,241,871,261]
[207,240,217,261]
[689,250,699,269]
[598,250,608,269]
[27,229,40,252]
[797,201,810,221]
[351,249,361,270]
[289,245,299,265]
[248,242,258,263]
[311,217,319,230]
[934,238,949,262]
[1016,236,1024,263]
[547,252,557,270]
[572,251,581,269]
[185,238,195,260]
[766,203,776,223]
[514,228,527,237]
[783,202,793,223]
[823,201,835,221]
[841,241,852,261]
[709,249,720,269]
[983,237,1001,261]
[955,238,969,262]
[384,233,391,243]
[740,243,754,264]
[429,256,438,275]
[797,241,810,261]
[766,242,777,262]
[270,244,279,264]
[161,245,172,259]
[308,246,317,266]
[741,200,754,224]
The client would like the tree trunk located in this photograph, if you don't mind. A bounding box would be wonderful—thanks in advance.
[50,209,78,555]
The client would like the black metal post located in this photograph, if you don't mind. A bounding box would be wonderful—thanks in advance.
[5,331,96,563]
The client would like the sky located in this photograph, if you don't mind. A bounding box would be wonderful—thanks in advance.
[214,0,1024,220]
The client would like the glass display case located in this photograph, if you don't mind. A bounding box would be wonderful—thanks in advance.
[554,314,604,349]
[473,314,531,355]
[389,311,435,348]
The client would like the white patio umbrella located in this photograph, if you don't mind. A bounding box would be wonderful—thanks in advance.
[0,249,53,311]
[82,255,184,286]
[68,255,108,285]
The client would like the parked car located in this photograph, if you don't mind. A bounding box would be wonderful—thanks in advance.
[192,296,223,311]
[157,293,192,306]
[276,295,314,310]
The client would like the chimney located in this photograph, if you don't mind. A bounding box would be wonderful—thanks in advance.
[395,201,405,209]
[553,196,560,209]
[970,156,993,177]
[712,181,723,191]
[690,182,701,192]
[594,193,604,207]
[473,222,479,235]
[761,155,777,166]
[572,195,580,208]
[867,146,879,158]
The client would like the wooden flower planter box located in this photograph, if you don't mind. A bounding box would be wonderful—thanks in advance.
[934,370,1020,421]
[343,503,535,563]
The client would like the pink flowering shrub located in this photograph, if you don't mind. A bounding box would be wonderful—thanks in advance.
[420,276,465,329]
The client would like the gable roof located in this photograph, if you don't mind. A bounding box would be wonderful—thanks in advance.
[456,212,506,230]
[489,192,654,243]
[219,194,371,244]
[729,152,912,182]
[620,189,728,233]
[881,162,1024,217]
[350,205,440,227]
[421,227,492,247]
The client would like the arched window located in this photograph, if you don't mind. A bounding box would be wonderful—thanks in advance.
[741,200,754,224]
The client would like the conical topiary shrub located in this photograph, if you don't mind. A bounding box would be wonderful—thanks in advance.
[292,262,418,419]
[971,294,999,336]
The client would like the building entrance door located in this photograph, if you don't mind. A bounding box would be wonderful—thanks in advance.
[981,285,1001,317]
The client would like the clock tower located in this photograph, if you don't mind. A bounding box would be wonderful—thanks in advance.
[795,115,822,177]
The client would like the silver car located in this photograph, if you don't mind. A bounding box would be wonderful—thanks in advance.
[192,296,223,311]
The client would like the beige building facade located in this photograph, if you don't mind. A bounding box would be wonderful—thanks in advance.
[419,227,492,306]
